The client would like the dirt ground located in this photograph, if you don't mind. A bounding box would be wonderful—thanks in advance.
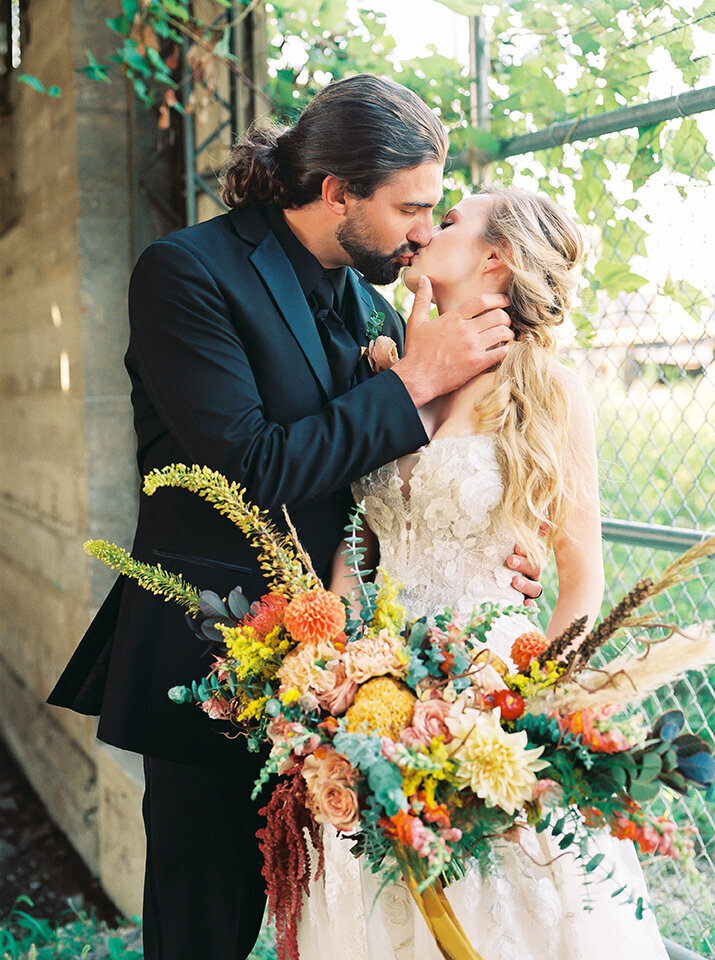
[0,736,120,928]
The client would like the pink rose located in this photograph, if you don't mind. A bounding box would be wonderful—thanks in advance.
[401,697,453,746]
[367,336,399,373]
[314,664,359,715]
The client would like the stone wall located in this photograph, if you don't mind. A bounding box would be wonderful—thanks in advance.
[0,0,151,919]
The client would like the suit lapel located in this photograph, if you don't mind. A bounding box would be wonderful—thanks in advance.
[249,230,334,399]
[345,269,378,384]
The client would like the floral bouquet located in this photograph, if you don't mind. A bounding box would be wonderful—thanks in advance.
[86,464,715,960]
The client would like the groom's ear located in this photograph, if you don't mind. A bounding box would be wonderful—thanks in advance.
[321,175,350,216]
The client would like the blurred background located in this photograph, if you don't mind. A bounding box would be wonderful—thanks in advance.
[0,0,713,956]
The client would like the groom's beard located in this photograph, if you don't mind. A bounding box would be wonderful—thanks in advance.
[336,215,420,285]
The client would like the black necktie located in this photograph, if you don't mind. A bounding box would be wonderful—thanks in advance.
[310,274,362,396]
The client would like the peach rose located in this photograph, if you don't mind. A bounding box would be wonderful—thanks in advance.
[314,664,359,715]
[367,336,399,373]
[401,697,453,746]
[302,747,360,832]
[315,781,360,832]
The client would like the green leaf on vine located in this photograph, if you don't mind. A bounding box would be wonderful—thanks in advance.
[662,117,714,181]
[106,15,130,35]
[593,261,648,298]
[663,274,710,315]
[573,31,601,56]
[17,74,45,93]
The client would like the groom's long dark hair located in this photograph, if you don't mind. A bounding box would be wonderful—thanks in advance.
[220,75,448,210]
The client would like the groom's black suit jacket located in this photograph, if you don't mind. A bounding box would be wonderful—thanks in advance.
[48,205,428,763]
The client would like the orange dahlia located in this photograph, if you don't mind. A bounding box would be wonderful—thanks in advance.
[284,589,346,645]
[510,631,549,672]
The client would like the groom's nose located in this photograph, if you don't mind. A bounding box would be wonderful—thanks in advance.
[406,211,435,248]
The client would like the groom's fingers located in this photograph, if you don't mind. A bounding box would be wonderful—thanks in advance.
[454,293,511,325]
[406,276,433,329]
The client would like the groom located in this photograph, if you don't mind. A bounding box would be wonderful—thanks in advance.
[48,75,541,958]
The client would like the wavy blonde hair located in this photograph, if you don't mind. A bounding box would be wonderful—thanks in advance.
[473,185,585,566]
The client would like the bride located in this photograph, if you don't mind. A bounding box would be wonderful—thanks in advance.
[297,185,669,960]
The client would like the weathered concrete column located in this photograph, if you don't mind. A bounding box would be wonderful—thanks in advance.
[0,0,149,918]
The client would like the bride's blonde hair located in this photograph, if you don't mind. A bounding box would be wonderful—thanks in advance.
[473,185,585,566]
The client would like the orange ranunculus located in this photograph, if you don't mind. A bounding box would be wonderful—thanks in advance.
[284,589,346,645]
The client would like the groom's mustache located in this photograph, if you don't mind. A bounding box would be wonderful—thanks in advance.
[392,241,422,261]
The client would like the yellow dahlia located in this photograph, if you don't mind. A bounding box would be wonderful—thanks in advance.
[345,676,415,740]
[446,707,548,815]
[284,588,346,645]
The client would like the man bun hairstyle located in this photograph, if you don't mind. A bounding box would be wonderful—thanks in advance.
[220,74,449,209]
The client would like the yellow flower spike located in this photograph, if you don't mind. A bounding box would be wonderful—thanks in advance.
[370,569,407,634]
[280,688,301,705]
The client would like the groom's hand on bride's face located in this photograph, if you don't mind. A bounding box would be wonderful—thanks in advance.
[507,545,543,607]
[391,276,514,410]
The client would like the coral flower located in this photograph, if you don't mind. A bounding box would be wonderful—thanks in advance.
[244,593,287,640]
[284,589,346,645]
[558,706,631,753]
[510,631,549,672]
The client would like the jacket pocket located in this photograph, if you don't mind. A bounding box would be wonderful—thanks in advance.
[151,549,253,576]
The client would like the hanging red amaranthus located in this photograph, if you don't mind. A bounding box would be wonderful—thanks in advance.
[257,765,324,960]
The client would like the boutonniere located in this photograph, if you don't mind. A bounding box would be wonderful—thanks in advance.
[364,335,399,373]
[365,309,385,341]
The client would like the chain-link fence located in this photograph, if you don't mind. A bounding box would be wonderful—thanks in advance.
[484,103,715,954]
[179,31,715,951]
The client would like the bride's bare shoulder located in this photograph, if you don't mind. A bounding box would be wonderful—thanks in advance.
[551,361,593,407]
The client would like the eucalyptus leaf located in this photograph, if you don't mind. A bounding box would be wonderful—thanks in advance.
[199,590,229,619]
[201,618,234,642]
[637,751,663,783]
[629,779,659,802]
[677,752,715,786]
[227,586,250,619]
[652,709,685,742]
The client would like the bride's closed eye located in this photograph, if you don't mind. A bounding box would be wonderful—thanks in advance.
[438,219,454,230]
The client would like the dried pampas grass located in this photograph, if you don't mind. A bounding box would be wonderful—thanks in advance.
[526,622,715,717]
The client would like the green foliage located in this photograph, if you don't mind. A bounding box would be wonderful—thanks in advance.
[16,75,61,97]
[0,898,141,959]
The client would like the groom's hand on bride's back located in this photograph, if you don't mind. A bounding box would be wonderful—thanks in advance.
[391,276,514,410]
[507,545,543,607]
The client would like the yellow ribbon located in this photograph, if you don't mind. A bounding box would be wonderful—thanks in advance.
[394,847,485,960]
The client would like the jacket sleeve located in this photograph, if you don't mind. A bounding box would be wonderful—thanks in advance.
[128,239,428,511]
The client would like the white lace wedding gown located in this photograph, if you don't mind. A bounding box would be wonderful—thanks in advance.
[297,435,668,960]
